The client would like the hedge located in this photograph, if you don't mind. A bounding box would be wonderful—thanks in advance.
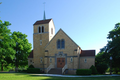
[28,64,34,68]
[90,65,98,75]
[27,68,40,73]
[76,69,92,75]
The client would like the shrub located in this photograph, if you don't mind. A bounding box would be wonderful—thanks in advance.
[90,65,98,75]
[113,68,120,74]
[76,69,92,75]
[96,63,108,74]
[28,64,34,68]
[18,69,27,73]
[27,68,40,73]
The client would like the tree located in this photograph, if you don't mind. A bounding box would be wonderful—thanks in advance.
[0,20,16,71]
[97,23,120,73]
[11,31,32,70]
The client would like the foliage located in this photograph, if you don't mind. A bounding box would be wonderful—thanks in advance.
[18,69,27,73]
[76,69,92,75]
[113,67,120,74]
[96,63,108,74]
[96,23,120,73]
[0,20,16,71]
[0,20,32,71]
[28,64,34,68]
[90,65,98,75]
[11,31,32,68]
[27,68,40,73]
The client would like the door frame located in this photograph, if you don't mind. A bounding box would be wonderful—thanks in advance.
[55,52,67,68]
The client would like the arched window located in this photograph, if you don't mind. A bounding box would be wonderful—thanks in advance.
[61,39,65,49]
[57,39,60,49]
[42,26,44,33]
[38,26,41,33]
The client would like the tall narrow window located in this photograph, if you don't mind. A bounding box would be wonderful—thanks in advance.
[70,57,73,62]
[40,57,43,63]
[42,26,44,33]
[51,28,53,34]
[50,57,52,63]
[61,39,65,49]
[39,27,41,33]
[40,40,42,45]
[57,39,60,49]
[84,59,87,63]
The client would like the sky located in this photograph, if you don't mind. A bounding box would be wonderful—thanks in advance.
[1,0,120,54]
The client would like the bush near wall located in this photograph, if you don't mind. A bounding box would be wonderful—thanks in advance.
[76,69,92,75]
[27,68,40,73]
[28,65,34,68]
[90,65,98,75]
[96,63,108,74]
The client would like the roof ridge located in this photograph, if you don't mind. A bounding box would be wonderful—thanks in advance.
[33,19,52,25]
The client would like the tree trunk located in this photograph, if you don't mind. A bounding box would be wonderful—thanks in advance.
[1,62,3,71]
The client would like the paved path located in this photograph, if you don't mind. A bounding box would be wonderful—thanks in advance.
[31,74,120,77]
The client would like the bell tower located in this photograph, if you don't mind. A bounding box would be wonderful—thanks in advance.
[33,11,55,68]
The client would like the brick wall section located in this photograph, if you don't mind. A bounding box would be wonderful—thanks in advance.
[80,57,95,69]
[28,58,34,66]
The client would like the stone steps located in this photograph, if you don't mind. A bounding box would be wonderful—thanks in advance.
[48,68,62,74]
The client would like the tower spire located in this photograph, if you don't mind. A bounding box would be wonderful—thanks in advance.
[43,2,46,20]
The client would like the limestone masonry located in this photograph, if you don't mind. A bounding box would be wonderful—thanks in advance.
[28,19,95,74]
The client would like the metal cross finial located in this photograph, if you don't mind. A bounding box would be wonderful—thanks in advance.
[43,2,46,10]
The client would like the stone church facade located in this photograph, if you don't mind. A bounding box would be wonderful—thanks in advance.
[28,19,95,74]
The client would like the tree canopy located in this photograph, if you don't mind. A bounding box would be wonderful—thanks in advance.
[0,20,32,71]
[96,23,120,73]
[0,20,16,71]
[12,31,32,68]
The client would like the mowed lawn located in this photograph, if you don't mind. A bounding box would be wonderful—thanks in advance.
[0,73,120,80]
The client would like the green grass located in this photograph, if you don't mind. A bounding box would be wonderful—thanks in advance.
[0,73,120,80]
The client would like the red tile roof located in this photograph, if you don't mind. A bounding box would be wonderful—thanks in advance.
[80,50,95,57]
[28,50,33,58]
[33,19,52,25]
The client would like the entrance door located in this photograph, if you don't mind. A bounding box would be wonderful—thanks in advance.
[57,58,65,68]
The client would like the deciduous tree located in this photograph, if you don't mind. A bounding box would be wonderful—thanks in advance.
[0,20,15,71]
[11,31,32,69]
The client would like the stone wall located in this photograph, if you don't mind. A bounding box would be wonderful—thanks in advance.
[80,57,95,69]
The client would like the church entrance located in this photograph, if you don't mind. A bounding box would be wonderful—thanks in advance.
[57,58,65,68]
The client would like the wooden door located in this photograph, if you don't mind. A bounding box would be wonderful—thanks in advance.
[57,58,65,68]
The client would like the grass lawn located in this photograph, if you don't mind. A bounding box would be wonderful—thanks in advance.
[0,73,120,80]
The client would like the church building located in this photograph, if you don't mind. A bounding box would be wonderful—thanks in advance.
[28,13,95,74]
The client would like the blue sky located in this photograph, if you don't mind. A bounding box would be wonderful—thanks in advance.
[1,0,120,54]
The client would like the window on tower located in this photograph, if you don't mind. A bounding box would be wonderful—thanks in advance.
[42,26,44,33]
[51,28,53,34]
[39,26,41,33]
[40,40,42,45]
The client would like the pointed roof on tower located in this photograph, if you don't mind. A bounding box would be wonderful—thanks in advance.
[33,19,52,25]
[43,10,46,20]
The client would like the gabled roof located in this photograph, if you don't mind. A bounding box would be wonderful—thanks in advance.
[33,19,52,25]
[28,50,33,58]
[45,28,79,48]
[80,50,95,57]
